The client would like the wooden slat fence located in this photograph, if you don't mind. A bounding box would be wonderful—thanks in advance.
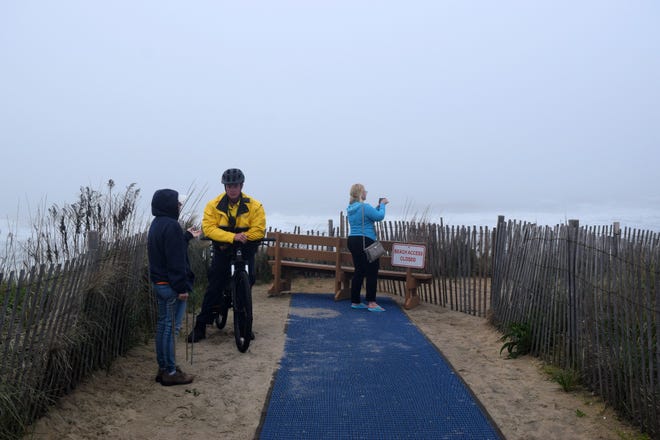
[0,232,153,439]
[3,214,658,439]
[336,214,494,317]
[490,218,660,438]
[378,222,493,317]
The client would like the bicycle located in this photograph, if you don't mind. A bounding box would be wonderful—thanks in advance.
[212,237,275,352]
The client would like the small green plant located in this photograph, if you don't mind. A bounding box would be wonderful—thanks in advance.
[575,409,585,417]
[555,368,580,392]
[499,322,532,358]
[543,364,580,392]
[615,431,652,440]
[185,388,200,397]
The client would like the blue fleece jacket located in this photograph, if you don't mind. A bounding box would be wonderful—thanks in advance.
[147,189,194,294]
[347,201,386,240]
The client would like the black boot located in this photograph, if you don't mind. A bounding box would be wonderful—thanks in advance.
[187,321,206,343]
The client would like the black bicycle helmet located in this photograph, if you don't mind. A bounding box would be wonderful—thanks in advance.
[221,168,245,185]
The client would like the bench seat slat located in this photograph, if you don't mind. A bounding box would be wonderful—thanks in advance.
[340,266,432,281]
[267,232,340,247]
[268,260,336,271]
[267,247,338,264]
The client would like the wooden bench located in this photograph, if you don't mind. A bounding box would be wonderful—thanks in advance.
[265,231,432,309]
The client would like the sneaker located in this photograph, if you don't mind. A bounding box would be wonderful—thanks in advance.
[351,303,368,309]
[160,369,194,387]
[187,323,206,343]
[155,366,182,383]
[368,305,385,312]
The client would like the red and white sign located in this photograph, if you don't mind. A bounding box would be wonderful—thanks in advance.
[391,243,426,269]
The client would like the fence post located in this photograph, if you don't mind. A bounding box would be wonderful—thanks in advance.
[611,221,620,257]
[87,231,100,262]
[339,211,345,237]
[491,215,506,319]
[567,219,579,369]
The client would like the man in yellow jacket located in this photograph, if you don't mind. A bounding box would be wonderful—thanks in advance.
[188,168,266,343]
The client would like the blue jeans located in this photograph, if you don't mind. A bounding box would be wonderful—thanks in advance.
[153,284,187,372]
[174,296,186,336]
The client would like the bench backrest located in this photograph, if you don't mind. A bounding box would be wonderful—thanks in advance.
[266,232,341,266]
[266,232,426,270]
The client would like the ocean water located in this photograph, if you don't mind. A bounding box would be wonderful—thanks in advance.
[267,207,660,234]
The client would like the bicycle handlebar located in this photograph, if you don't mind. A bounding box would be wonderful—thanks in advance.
[200,236,276,245]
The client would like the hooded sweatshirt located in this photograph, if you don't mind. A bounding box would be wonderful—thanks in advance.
[147,189,194,294]
[346,201,386,240]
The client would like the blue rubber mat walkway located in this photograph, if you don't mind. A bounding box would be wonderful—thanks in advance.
[258,294,503,439]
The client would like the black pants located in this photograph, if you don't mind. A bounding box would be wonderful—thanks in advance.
[347,235,380,303]
[196,247,256,326]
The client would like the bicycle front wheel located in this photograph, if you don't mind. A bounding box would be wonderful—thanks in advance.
[232,270,253,353]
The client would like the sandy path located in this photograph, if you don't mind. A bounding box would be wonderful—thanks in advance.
[25,278,642,440]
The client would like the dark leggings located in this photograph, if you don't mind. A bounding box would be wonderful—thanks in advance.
[196,247,256,325]
[347,235,380,303]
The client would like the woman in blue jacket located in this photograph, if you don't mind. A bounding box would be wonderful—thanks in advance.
[346,183,389,312]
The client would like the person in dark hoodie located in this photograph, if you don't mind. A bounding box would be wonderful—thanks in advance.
[148,188,200,386]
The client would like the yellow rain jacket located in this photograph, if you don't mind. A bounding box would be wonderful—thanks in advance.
[202,192,266,244]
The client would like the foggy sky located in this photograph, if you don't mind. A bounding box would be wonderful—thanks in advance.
[1,1,659,229]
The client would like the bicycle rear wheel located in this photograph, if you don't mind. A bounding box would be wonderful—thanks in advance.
[232,270,253,353]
